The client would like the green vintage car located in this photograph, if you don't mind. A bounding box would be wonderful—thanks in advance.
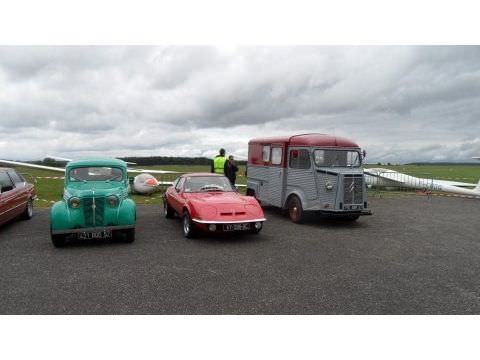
[50,158,136,247]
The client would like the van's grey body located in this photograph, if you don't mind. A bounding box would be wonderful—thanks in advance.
[247,134,372,220]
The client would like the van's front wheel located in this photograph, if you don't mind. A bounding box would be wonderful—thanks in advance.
[287,195,305,223]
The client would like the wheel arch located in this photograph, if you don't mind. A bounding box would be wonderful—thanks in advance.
[283,190,307,210]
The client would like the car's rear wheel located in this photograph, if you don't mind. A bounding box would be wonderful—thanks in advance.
[288,195,305,223]
[51,233,66,247]
[124,228,135,243]
[21,198,34,220]
[182,211,195,238]
[164,199,174,218]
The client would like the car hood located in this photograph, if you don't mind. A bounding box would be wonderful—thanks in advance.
[184,191,250,204]
[184,192,264,221]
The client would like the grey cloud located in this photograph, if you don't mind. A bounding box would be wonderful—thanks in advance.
[0,46,479,163]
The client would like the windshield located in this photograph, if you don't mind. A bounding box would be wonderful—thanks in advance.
[69,167,124,182]
[313,149,361,167]
[184,176,234,192]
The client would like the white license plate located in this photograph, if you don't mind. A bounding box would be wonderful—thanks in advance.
[78,229,113,239]
[223,223,251,231]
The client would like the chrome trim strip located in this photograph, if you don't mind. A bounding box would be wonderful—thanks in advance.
[192,218,266,224]
[0,201,28,217]
[51,225,135,235]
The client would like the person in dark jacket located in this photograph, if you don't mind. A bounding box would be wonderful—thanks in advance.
[225,155,239,187]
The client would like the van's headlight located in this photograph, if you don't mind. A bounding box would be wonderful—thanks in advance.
[107,195,119,207]
[325,182,333,190]
[69,197,81,208]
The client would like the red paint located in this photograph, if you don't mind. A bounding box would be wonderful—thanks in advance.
[0,168,36,226]
[248,133,360,167]
[164,173,265,234]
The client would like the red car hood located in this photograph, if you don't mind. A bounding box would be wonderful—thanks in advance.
[184,192,251,204]
[184,191,265,222]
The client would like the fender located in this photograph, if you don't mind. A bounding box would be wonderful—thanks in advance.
[246,179,261,197]
[50,201,71,231]
[117,198,136,226]
[283,189,308,210]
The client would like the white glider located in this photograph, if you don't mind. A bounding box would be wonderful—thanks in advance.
[364,167,480,197]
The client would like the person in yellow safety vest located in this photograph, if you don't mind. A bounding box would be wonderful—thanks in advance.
[211,148,227,175]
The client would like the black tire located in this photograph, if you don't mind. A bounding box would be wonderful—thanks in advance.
[51,233,66,247]
[287,195,305,223]
[163,198,175,219]
[124,228,135,243]
[21,198,34,220]
[250,227,262,234]
[182,211,195,239]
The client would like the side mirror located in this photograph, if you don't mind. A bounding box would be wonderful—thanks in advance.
[362,150,367,159]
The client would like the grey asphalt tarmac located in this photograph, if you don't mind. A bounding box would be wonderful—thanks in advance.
[0,196,479,314]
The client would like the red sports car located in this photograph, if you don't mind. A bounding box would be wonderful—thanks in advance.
[163,173,266,238]
[0,167,35,227]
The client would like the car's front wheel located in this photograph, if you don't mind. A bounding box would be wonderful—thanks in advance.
[182,211,195,238]
[287,195,305,223]
[51,233,66,247]
[124,228,135,243]
[21,198,34,220]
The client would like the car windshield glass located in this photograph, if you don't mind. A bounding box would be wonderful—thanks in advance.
[184,176,234,192]
[69,167,124,182]
[313,150,361,167]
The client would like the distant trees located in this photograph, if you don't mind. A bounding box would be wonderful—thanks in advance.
[29,156,247,167]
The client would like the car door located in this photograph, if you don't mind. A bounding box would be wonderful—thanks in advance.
[168,177,186,214]
[0,171,17,225]
[7,170,28,216]
[287,148,318,201]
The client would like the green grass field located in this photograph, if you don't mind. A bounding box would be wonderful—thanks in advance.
[10,163,480,208]
[12,164,247,208]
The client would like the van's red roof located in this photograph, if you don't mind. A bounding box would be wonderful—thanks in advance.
[249,133,359,148]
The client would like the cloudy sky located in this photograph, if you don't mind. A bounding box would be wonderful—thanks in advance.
[0,46,479,163]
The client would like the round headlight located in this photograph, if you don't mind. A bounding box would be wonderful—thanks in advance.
[325,182,333,190]
[69,197,81,208]
[107,195,119,207]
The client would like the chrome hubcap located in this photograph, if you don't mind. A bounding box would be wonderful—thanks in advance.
[28,201,33,216]
[183,217,190,234]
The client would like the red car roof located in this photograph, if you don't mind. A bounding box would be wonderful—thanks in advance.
[248,133,359,148]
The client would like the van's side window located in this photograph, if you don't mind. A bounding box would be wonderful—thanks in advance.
[289,149,311,169]
[271,147,282,165]
[262,145,271,162]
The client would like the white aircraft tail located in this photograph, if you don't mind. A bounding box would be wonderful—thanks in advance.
[474,179,480,193]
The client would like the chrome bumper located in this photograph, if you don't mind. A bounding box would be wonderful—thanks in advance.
[192,218,266,224]
[51,224,135,235]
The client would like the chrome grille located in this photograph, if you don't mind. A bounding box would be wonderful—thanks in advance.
[83,197,105,226]
[343,175,363,204]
